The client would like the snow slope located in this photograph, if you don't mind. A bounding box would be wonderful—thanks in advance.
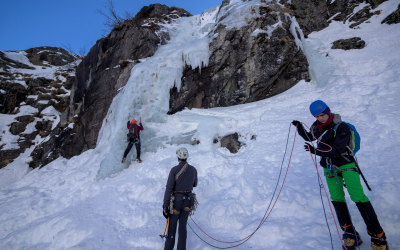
[1,0,400,249]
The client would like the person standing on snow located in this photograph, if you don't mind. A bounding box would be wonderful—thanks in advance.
[163,148,198,250]
[122,119,143,163]
[292,100,388,250]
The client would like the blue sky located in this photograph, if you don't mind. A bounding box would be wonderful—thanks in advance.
[0,0,222,55]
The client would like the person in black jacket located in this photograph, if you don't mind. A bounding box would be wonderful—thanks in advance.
[293,100,387,250]
[163,147,198,250]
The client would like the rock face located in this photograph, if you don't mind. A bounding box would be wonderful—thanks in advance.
[285,0,330,37]
[278,0,388,34]
[27,4,191,168]
[382,3,400,24]
[70,4,191,150]
[220,133,242,154]
[24,47,77,66]
[168,3,310,114]
[332,37,366,50]
[0,47,78,169]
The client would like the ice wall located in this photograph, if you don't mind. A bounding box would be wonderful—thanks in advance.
[95,7,220,179]
[289,16,334,87]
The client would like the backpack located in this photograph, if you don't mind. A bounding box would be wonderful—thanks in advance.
[333,122,360,155]
[127,122,138,141]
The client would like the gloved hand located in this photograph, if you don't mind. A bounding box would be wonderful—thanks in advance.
[304,142,322,156]
[140,123,143,127]
[163,205,169,219]
[292,120,302,127]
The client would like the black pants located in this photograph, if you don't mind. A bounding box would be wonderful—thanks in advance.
[164,199,191,250]
[332,201,384,236]
[123,141,141,159]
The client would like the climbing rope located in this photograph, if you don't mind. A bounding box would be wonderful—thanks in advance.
[300,124,334,250]
[188,123,297,248]
[301,122,349,250]
[188,122,351,249]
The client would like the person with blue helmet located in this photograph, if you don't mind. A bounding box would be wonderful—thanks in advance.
[293,100,388,250]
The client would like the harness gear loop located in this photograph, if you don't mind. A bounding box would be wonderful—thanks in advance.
[169,195,175,215]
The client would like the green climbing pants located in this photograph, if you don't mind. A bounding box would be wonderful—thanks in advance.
[324,162,370,203]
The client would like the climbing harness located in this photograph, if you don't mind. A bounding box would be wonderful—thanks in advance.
[169,195,175,215]
[188,124,296,249]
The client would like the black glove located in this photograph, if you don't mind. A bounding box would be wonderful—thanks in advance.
[304,143,322,156]
[163,205,169,219]
[292,120,302,127]
[140,123,143,127]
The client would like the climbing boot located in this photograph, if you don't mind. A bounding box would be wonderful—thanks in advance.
[121,158,126,163]
[342,232,362,250]
[370,231,388,250]
[136,158,142,163]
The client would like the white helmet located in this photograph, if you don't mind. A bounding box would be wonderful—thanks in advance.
[176,147,189,159]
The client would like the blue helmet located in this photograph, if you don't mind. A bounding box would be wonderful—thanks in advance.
[310,100,328,116]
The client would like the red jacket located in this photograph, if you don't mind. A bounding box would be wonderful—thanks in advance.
[127,123,144,138]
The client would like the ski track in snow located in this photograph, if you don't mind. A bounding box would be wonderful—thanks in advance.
[1,0,400,249]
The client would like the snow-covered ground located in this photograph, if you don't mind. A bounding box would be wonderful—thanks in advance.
[1,0,399,249]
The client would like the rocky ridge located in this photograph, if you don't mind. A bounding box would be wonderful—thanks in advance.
[168,2,311,114]
[0,47,79,168]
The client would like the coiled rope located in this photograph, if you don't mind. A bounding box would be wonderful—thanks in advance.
[188,123,350,249]
[188,123,296,248]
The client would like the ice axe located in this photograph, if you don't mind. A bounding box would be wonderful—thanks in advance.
[160,217,169,240]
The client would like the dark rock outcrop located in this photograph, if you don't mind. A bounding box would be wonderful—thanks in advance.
[10,121,29,135]
[287,0,330,37]
[0,46,79,169]
[367,0,388,8]
[0,51,35,70]
[0,148,23,169]
[348,5,382,28]
[29,124,86,169]
[168,3,310,114]
[331,37,366,50]
[278,0,388,33]
[382,3,400,24]
[0,81,28,114]
[24,47,78,66]
[327,0,386,28]
[220,133,241,154]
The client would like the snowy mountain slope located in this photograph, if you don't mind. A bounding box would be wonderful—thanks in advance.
[0,48,80,188]
[1,0,400,249]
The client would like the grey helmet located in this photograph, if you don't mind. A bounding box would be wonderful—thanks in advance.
[176,147,189,159]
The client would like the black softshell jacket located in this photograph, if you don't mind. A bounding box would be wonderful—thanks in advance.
[297,114,355,168]
[163,161,198,207]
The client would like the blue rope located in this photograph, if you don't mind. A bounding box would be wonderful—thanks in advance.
[301,125,334,250]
